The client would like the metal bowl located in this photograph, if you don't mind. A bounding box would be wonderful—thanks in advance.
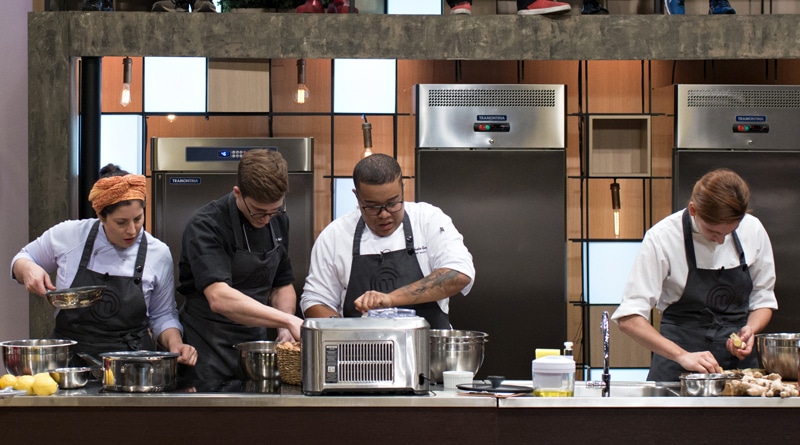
[680,373,727,397]
[755,333,800,380]
[0,339,76,375]
[49,367,91,389]
[45,285,105,309]
[429,330,488,383]
[235,341,279,381]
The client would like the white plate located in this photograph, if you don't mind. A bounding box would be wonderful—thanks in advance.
[0,387,27,397]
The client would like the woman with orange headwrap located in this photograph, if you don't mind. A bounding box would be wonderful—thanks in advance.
[11,164,197,367]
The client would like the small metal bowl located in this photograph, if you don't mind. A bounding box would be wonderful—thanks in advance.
[45,285,105,309]
[49,367,92,389]
[680,373,727,397]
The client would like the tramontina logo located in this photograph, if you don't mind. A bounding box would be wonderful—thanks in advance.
[169,177,201,185]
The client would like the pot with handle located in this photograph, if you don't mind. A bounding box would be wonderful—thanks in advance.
[99,351,178,392]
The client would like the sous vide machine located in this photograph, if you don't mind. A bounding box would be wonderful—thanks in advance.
[301,316,430,395]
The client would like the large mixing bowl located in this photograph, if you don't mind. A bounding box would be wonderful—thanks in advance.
[0,339,76,375]
[429,330,488,383]
[755,333,800,380]
[235,341,280,381]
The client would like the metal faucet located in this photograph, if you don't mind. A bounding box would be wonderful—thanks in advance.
[601,310,610,397]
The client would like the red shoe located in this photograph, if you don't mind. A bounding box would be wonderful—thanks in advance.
[517,0,571,14]
[327,0,358,13]
[296,0,324,13]
[450,1,472,15]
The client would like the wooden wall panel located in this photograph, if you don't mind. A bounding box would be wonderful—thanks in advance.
[586,60,647,114]
[207,59,270,113]
[397,60,457,115]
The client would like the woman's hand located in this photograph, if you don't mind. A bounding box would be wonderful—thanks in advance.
[12,258,56,297]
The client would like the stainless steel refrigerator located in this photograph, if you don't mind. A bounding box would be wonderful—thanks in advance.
[672,84,800,334]
[415,84,567,379]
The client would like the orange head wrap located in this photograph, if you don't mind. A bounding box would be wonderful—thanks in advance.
[88,174,146,216]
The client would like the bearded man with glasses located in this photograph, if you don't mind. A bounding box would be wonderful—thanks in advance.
[177,149,303,382]
[301,154,475,329]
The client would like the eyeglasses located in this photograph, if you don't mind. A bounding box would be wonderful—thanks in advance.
[242,196,286,220]
[360,200,403,216]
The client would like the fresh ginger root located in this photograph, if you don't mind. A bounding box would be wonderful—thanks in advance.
[729,332,745,349]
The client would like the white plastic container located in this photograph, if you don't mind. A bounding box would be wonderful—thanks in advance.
[532,355,575,397]
[443,370,474,389]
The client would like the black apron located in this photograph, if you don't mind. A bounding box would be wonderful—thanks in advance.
[180,196,283,381]
[648,210,757,381]
[52,220,154,367]
[343,213,450,329]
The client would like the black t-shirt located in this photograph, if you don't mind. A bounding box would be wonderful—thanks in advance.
[177,192,294,297]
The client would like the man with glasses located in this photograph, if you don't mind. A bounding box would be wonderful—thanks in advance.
[301,154,475,329]
[177,149,303,382]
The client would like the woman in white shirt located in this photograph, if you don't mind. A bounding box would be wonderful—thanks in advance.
[612,168,777,381]
[11,164,197,367]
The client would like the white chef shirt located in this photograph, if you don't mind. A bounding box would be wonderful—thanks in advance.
[10,219,182,338]
[300,201,475,315]
[611,209,778,323]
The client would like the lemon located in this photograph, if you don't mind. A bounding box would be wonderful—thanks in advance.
[0,373,17,389]
[32,372,58,396]
[13,375,35,395]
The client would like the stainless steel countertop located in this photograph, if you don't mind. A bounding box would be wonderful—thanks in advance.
[3,380,800,409]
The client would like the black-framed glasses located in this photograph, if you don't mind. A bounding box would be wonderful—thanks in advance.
[360,200,403,216]
[243,196,286,220]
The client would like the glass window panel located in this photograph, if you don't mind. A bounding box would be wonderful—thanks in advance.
[334,178,358,219]
[100,114,144,174]
[333,59,396,114]
[582,241,642,305]
[388,0,441,14]
[355,0,384,13]
[144,57,207,113]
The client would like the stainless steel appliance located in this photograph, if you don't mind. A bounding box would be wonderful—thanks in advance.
[151,137,314,305]
[415,84,567,379]
[672,84,800,333]
[301,317,431,395]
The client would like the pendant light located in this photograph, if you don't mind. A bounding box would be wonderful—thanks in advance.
[361,115,373,158]
[294,59,310,104]
[610,180,621,238]
[120,57,132,107]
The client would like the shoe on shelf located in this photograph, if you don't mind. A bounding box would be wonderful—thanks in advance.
[450,1,472,15]
[327,0,358,13]
[709,0,735,14]
[517,0,571,15]
[581,0,608,14]
[296,0,324,13]
[192,0,216,12]
[663,0,685,15]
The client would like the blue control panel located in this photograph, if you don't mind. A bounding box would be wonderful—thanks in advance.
[185,146,277,161]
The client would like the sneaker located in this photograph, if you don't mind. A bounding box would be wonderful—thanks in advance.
[296,0,325,13]
[581,0,609,14]
[191,0,216,12]
[709,0,735,14]
[517,0,571,15]
[663,0,684,14]
[450,1,472,15]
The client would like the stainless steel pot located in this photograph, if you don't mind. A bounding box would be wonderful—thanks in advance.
[429,330,488,383]
[0,339,76,376]
[99,351,178,392]
[755,333,800,380]
[235,341,279,381]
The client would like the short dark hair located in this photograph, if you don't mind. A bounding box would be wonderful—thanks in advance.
[690,168,750,225]
[237,149,289,203]
[352,154,402,192]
